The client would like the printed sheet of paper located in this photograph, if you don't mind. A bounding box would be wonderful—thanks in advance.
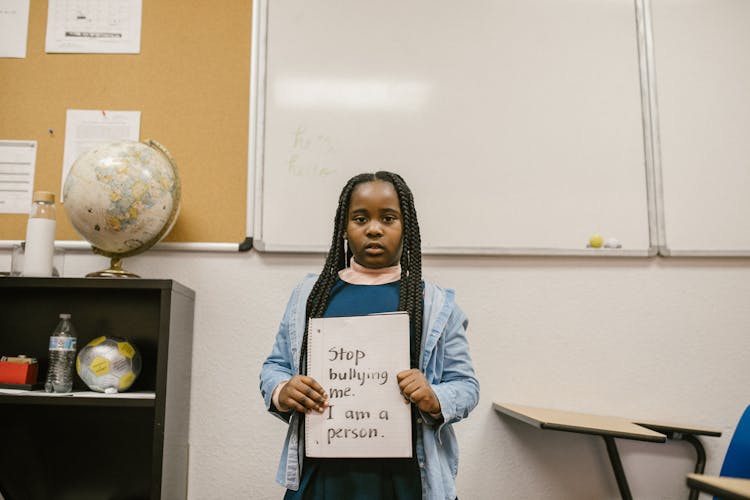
[0,0,30,58]
[45,0,142,54]
[0,140,36,214]
[61,109,140,199]
[305,312,412,458]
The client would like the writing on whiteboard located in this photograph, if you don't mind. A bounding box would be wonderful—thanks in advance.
[287,125,336,177]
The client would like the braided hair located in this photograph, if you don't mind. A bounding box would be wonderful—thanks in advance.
[299,171,424,371]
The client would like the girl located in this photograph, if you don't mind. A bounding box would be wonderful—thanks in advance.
[260,171,479,500]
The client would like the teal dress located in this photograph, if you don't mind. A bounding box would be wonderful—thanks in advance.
[284,278,421,500]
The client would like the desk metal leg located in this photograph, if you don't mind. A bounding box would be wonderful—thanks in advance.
[603,436,633,500]
[648,430,706,500]
[684,434,706,500]
[636,425,712,500]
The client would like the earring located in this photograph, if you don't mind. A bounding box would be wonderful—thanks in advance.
[343,237,349,267]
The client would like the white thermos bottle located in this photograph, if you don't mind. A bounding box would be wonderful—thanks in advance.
[23,191,57,277]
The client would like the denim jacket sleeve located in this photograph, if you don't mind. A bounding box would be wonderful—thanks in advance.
[259,274,318,423]
[417,282,479,499]
[421,283,480,429]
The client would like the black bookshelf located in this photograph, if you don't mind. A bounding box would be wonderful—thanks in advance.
[0,277,195,500]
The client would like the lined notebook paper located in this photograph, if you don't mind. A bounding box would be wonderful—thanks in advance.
[305,312,412,458]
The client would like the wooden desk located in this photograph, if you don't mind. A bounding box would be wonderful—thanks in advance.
[495,403,666,441]
[494,402,721,500]
[686,474,750,500]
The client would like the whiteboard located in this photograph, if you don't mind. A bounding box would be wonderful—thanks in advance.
[651,0,750,256]
[251,0,655,255]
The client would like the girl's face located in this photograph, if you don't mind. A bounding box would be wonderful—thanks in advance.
[345,179,403,269]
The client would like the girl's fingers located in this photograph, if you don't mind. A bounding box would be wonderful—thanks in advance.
[397,370,438,410]
[288,398,307,413]
[288,376,328,402]
[284,379,328,413]
[397,368,420,383]
[291,390,321,411]
[292,384,326,405]
[298,375,327,397]
[406,387,429,404]
[400,378,427,399]
[398,375,439,412]
[397,369,427,389]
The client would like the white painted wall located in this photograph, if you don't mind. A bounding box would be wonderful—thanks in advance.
[2,249,747,500]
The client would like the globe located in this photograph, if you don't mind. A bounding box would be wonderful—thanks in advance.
[63,140,181,277]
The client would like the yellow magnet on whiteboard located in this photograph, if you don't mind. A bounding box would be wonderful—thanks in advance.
[588,234,604,248]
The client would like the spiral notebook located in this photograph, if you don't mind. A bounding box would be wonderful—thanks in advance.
[305,312,412,458]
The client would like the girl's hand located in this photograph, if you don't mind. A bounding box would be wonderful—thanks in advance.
[278,375,329,414]
[397,369,441,414]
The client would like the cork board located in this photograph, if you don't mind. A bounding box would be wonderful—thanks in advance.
[0,0,252,245]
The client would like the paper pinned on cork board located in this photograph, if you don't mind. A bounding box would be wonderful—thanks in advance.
[305,312,412,458]
[0,140,36,214]
[45,0,142,54]
[0,0,31,58]
[60,109,140,200]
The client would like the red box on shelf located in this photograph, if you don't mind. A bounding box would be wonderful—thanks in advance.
[0,361,39,385]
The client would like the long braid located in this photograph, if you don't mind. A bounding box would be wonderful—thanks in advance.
[298,171,424,374]
[376,172,423,368]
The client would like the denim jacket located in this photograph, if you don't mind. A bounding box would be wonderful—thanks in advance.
[259,274,480,500]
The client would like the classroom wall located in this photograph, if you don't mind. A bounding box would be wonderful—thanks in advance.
[2,248,747,500]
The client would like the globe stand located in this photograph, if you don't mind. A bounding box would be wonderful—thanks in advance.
[86,257,140,278]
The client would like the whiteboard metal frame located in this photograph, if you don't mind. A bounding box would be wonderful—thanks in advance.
[0,240,240,253]
[645,0,750,258]
[246,0,263,247]
[249,0,268,255]
[248,0,659,257]
[636,0,664,256]
[253,239,656,257]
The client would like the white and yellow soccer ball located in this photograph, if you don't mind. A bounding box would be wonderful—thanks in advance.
[76,336,142,393]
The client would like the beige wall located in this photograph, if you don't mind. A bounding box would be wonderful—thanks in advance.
[3,249,746,499]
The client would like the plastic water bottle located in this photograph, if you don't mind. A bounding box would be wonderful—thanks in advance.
[23,191,56,277]
[45,313,78,393]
